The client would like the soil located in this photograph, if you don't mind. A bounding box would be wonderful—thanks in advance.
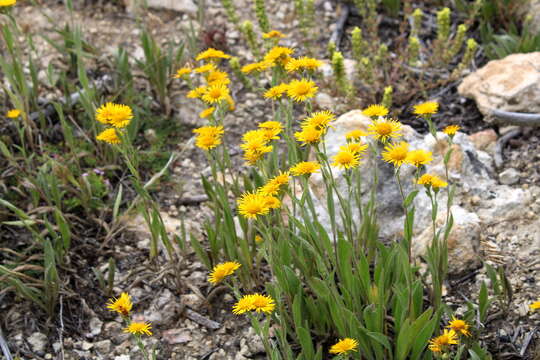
[1,1,539,359]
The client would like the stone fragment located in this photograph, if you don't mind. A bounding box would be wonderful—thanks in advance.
[468,129,497,153]
[499,168,520,185]
[124,0,197,15]
[458,52,540,119]
[162,329,192,344]
[28,332,48,354]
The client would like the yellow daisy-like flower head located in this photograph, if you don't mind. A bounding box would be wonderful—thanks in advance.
[106,292,132,316]
[285,57,324,73]
[290,161,321,176]
[123,322,152,336]
[193,125,224,151]
[287,79,318,102]
[208,261,241,284]
[329,338,358,355]
[382,141,409,167]
[241,60,273,74]
[363,104,389,118]
[529,301,540,311]
[406,149,433,167]
[340,142,368,155]
[6,109,21,118]
[443,125,461,136]
[428,329,458,353]
[202,84,230,104]
[264,196,281,209]
[264,83,289,100]
[413,101,439,116]
[447,316,471,337]
[194,63,216,73]
[255,235,264,243]
[294,126,323,146]
[237,192,271,219]
[258,171,290,196]
[232,293,276,315]
[95,103,133,128]
[264,46,294,64]
[0,0,16,7]
[195,48,231,61]
[262,30,286,39]
[345,129,368,141]
[430,176,448,188]
[304,110,335,129]
[417,173,434,185]
[187,86,207,99]
[332,150,360,169]
[173,66,192,78]
[368,118,402,142]
[96,128,121,144]
[258,121,283,141]
[199,107,215,119]
[206,70,230,86]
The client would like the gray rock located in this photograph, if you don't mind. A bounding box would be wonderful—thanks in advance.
[28,332,48,354]
[94,339,112,354]
[499,168,520,185]
[458,52,540,118]
[124,0,198,15]
[88,317,103,337]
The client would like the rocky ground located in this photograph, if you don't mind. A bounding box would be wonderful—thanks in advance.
[2,0,540,359]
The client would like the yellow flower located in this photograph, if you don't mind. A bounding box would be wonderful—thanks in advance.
[187,86,207,99]
[173,67,192,78]
[447,316,471,337]
[233,294,276,315]
[262,30,286,39]
[363,104,389,118]
[264,196,281,209]
[193,125,224,150]
[241,130,273,165]
[0,0,16,6]
[406,149,433,167]
[225,94,235,111]
[96,128,121,144]
[194,63,216,73]
[244,147,272,165]
[123,322,152,336]
[264,46,294,64]
[241,61,273,74]
[417,174,434,185]
[290,161,321,176]
[368,118,402,142]
[285,57,324,72]
[237,192,271,219]
[208,262,241,284]
[258,121,283,141]
[413,101,439,116]
[294,126,323,146]
[329,338,358,355]
[95,103,133,128]
[106,292,132,316]
[6,109,21,118]
[263,83,289,100]
[255,235,264,243]
[206,70,230,86]
[443,125,460,136]
[196,48,231,61]
[202,84,230,104]
[287,79,318,102]
[332,150,360,169]
[258,171,290,196]
[303,110,335,129]
[340,142,368,155]
[428,329,458,353]
[529,301,540,311]
[199,107,215,118]
[382,141,409,167]
[430,176,448,188]
[345,129,367,141]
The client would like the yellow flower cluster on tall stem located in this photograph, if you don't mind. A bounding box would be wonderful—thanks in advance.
[95,103,133,145]
[106,292,154,359]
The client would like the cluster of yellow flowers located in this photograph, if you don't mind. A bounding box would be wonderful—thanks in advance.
[6,109,21,118]
[95,102,134,144]
[429,316,471,353]
[176,48,235,119]
[193,125,224,151]
[294,110,335,146]
[241,121,283,164]
[106,292,152,336]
